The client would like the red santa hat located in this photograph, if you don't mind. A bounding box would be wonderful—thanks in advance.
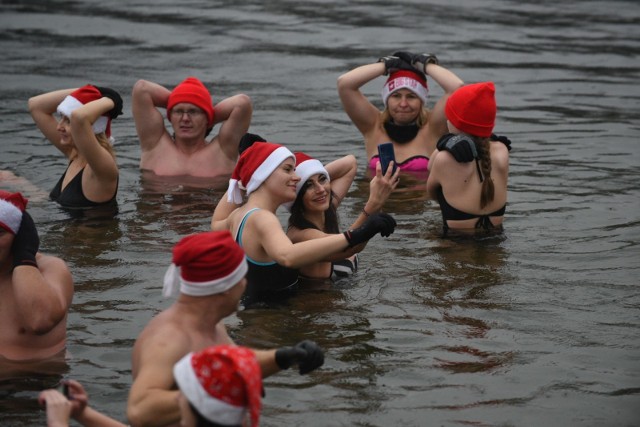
[283,152,330,212]
[381,70,429,106]
[167,77,215,128]
[162,231,248,298]
[174,345,262,427]
[0,190,27,235]
[445,82,496,137]
[226,141,295,204]
[57,85,112,137]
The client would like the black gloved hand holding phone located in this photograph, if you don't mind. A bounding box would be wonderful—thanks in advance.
[344,212,397,247]
[275,340,325,375]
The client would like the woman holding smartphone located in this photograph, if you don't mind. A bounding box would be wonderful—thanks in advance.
[286,152,399,280]
[28,85,123,209]
[337,51,463,175]
[211,142,396,304]
[426,82,510,234]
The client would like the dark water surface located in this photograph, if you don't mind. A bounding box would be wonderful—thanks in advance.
[1,0,639,426]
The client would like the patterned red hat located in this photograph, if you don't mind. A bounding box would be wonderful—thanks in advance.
[381,70,429,106]
[174,345,262,427]
[167,77,215,128]
[162,231,247,297]
[57,85,112,137]
[226,141,295,204]
[0,190,27,235]
[283,152,329,212]
[445,82,496,137]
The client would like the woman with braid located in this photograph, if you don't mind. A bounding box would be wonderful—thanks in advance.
[426,82,510,234]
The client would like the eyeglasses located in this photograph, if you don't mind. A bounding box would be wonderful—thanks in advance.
[171,109,205,119]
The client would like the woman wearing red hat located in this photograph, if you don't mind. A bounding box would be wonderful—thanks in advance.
[212,141,397,305]
[286,152,399,280]
[426,82,511,234]
[28,85,123,209]
[337,51,464,175]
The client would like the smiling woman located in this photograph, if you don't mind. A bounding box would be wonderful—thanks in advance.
[211,142,397,306]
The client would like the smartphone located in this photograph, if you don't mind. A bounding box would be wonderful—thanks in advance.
[377,142,397,175]
[57,382,70,399]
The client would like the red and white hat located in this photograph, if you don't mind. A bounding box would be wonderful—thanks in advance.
[283,152,329,212]
[162,231,248,297]
[445,82,496,137]
[167,76,215,128]
[381,70,429,106]
[174,345,262,427]
[57,85,112,137]
[0,190,27,235]
[227,141,295,204]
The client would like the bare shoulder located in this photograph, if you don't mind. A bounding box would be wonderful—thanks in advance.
[37,254,72,281]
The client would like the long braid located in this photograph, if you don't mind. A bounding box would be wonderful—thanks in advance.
[477,137,494,209]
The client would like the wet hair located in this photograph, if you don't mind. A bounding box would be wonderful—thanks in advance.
[380,106,429,129]
[288,183,340,234]
[475,136,494,208]
[189,402,241,427]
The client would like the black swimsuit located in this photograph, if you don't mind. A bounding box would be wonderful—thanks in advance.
[436,187,505,232]
[50,166,117,209]
[234,208,299,304]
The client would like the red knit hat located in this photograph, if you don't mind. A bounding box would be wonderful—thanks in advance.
[167,77,215,128]
[381,70,429,106]
[174,345,262,427]
[283,152,329,212]
[162,231,247,297]
[445,82,497,137]
[226,141,295,204]
[0,190,27,235]
[57,85,112,137]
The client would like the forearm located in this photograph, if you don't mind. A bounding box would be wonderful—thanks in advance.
[253,349,280,377]
[337,62,386,94]
[75,406,127,427]
[424,63,464,94]
[28,89,75,115]
[132,79,170,109]
[273,234,349,268]
[127,390,180,427]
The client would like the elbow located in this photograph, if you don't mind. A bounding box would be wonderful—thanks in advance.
[27,97,38,114]
[132,79,151,97]
[127,406,150,427]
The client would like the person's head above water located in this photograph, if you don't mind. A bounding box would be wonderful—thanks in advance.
[167,76,216,129]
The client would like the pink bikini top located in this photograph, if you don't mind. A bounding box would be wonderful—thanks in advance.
[368,154,429,172]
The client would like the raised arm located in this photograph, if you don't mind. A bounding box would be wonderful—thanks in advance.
[324,154,357,208]
[210,190,242,229]
[131,79,171,153]
[213,94,253,162]
[70,97,119,181]
[349,161,399,230]
[28,88,76,157]
[337,62,386,136]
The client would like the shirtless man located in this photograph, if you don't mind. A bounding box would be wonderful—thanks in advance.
[132,76,252,178]
[0,191,73,363]
[126,231,324,427]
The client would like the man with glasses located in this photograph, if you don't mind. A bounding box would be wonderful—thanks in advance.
[132,76,252,180]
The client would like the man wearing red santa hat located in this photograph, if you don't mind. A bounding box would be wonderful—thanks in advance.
[127,230,324,427]
[0,191,74,363]
[132,76,252,181]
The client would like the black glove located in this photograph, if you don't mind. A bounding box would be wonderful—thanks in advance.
[93,86,123,119]
[413,53,439,67]
[275,340,325,375]
[377,55,414,76]
[11,211,40,269]
[343,212,396,247]
[491,133,512,151]
[239,132,267,154]
[391,51,416,65]
[436,133,478,163]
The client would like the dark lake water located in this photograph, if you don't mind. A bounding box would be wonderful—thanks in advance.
[1,0,639,425]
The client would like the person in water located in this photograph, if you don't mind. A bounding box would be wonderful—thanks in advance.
[286,152,399,280]
[337,51,464,174]
[132,76,252,179]
[426,82,510,234]
[39,345,269,427]
[0,191,73,363]
[127,230,325,426]
[211,141,397,304]
[28,85,123,209]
